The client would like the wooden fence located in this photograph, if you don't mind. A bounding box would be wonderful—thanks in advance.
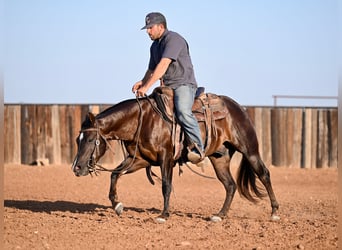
[4,104,338,168]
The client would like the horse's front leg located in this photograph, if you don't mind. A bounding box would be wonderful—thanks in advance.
[108,160,127,215]
[108,157,149,215]
[157,160,174,223]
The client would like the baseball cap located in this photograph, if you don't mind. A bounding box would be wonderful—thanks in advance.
[141,12,166,30]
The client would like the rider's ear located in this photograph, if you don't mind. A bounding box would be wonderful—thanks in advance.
[88,112,96,124]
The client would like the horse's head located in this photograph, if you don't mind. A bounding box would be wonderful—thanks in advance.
[72,112,107,176]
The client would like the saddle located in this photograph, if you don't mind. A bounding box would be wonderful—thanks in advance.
[150,86,228,159]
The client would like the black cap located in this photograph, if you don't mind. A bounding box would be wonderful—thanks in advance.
[141,12,166,30]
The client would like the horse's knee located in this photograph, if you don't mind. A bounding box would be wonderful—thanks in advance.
[110,171,117,179]
[258,165,271,183]
[249,155,270,178]
[229,181,237,192]
[162,180,172,194]
[226,178,236,196]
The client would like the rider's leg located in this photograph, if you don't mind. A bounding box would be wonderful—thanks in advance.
[173,85,204,163]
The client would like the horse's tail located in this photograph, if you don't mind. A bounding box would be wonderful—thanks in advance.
[236,155,267,203]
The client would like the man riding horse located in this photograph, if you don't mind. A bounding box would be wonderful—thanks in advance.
[71,12,280,223]
[132,12,205,166]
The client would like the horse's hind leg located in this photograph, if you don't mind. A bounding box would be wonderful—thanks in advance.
[244,154,280,221]
[209,153,236,221]
[158,160,174,221]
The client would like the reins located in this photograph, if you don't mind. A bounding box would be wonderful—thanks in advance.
[83,96,144,176]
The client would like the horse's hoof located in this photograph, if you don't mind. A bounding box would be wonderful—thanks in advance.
[155,217,166,224]
[114,202,124,216]
[210,215,222,222]
[270,214,280,221]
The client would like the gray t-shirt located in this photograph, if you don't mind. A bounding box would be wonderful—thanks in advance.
[148,30,197,88]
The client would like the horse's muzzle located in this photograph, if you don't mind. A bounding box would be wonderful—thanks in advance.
[73,164,90,177]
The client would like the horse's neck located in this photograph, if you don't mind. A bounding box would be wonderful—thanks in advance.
[98,100,142,141]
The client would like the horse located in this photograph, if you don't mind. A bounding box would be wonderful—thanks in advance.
[71,87,279,223]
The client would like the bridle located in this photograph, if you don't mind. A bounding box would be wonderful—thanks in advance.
[77,97,144,176]
[78,126,111,176]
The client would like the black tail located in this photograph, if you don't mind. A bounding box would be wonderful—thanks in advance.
[236,156,267,203]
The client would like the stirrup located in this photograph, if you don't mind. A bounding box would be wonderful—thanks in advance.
[187,151,203,164]
[187,144,205,164]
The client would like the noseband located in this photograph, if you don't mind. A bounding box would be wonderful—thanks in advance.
[77,126,104,175]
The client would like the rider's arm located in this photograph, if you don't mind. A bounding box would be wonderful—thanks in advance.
[134,58,171,96]
[143,58,171,89]
[132,69,153,93]
[141,69,153,84]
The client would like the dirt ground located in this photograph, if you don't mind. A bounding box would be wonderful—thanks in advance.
[4,162,338,250]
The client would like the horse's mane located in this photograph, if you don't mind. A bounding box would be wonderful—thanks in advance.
[96,98,140,120]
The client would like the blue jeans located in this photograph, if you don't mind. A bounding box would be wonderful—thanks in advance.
[173,85,204,151]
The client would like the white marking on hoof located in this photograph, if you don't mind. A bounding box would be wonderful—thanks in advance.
[210,216,222,222]
[155,217,166,224]
[114,202,123,216]
[270,214,280,221]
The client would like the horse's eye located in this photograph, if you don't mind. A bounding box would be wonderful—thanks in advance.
[88,139,94,143]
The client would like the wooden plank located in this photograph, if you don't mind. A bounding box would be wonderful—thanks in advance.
[303,108,311,168]
[245,107,255,125]
[44,105,53,164]
[58,105,68,164]
[316,110,323,168]
[90,105,100,115]
[322,110,330,167]
[262,108,272,166]
[20,105,37,164]
[310,109,318,168]
[316,109,330,168]
[271,108,286,166]
[291,109,303,168]
[285,109,294,167]
[270,108,279,166]
[252,107,262,153]
[4,105,21,164]
[62,105,88,164]
[51,105,62,164]
[253,107,272,166]
[284,108,303,168]
[329,109,337,167]
[66,105,76,164]
[35,105,48,161]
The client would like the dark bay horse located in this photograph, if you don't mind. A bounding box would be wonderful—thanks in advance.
[72,88,279,222]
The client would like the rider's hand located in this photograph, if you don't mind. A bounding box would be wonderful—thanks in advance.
[132,81,142,93]
[135,86,147,97]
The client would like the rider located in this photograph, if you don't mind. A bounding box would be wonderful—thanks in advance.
[132,12,205,165]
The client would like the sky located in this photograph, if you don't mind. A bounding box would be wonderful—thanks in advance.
[4,0,339,106]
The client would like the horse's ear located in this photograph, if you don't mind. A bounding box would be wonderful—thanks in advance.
[88,112,96,124]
